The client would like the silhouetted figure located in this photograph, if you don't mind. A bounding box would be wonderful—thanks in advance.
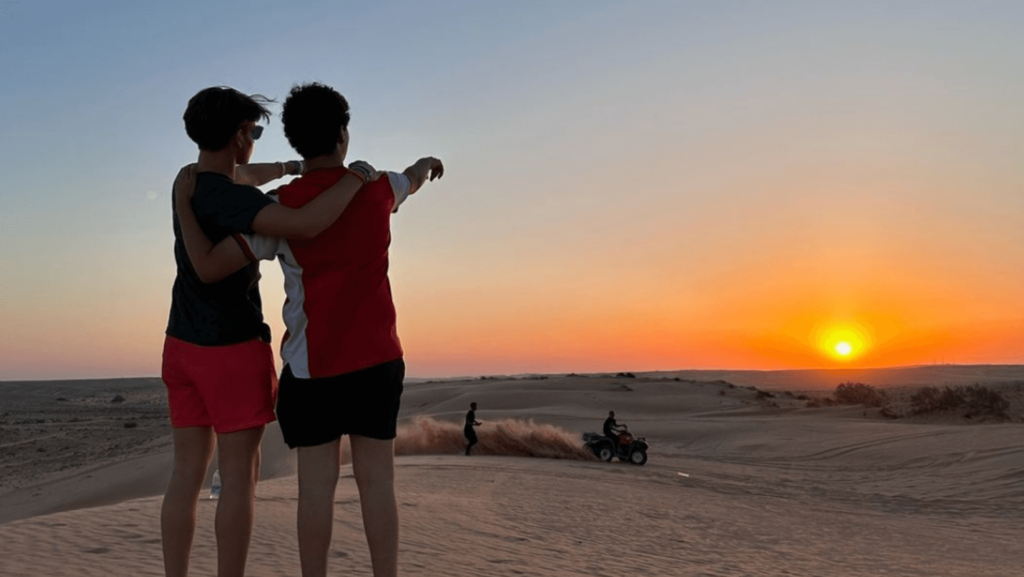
[604,410,625,445]
[465,402,482,455]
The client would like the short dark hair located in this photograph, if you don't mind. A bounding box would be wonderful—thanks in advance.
[183,86,273,151]
[281,82,350,159]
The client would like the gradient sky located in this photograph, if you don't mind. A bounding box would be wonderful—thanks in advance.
[1,0,1022,380]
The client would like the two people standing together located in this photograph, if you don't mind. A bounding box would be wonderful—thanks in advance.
[161,83,443,577]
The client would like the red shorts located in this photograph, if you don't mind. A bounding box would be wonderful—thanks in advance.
[161,335,278,433]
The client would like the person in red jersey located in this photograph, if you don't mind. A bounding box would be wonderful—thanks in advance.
[163,86,374,577]
[174,82,443,577]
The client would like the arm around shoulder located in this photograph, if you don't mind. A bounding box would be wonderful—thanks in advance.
[235,161,303,187]
[250,170,366,240]
[174,165,253,283]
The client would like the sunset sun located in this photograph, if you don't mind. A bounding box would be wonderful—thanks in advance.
[814,322,874,362]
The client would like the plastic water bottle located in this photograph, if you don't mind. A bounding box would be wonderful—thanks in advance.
[210,469,221,499]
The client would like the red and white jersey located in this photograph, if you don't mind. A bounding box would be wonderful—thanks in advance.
[239,167,412,379]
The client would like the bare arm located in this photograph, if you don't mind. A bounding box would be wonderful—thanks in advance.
[249,161,376,240]
[235,160,303,187]
[401,157,444,195]
[173,165,252,284]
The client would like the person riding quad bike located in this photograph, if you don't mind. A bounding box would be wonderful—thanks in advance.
[584,411,649,465]
[603,411,626,444]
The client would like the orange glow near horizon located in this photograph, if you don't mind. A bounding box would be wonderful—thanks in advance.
[815,323,873,363]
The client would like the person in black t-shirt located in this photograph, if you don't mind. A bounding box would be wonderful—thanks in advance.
[603,410,625,445]
[465,402,482,456]
[160,86,374,577]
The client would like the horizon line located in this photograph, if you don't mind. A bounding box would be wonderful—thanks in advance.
[3,362,1023,383]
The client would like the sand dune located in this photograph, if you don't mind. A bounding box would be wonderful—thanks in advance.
[2,367,1023,576]
[635,364,1024,391]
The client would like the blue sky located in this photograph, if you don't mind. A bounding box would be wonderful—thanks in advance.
[1,1,1022,379]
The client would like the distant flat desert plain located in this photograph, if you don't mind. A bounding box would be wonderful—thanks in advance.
[1,365,1023,576]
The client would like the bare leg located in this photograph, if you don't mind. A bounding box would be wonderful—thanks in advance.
[162,426,216,577]
[351,436,398,577]
[214,426,265,577]
[297,439,342,577]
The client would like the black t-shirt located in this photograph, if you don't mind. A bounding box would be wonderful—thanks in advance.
[166,172,276,346]
[603,417,618,438]
[465,410,476,428]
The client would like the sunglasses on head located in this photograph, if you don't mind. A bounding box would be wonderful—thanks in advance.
[251,125,264,140]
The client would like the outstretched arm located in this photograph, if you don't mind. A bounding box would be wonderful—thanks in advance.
[236,160,303,187]
[249,161,377,240]
[401,157,444,195]
[174,165,252,284]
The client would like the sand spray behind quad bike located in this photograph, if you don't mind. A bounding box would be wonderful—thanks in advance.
[393,417,597,461]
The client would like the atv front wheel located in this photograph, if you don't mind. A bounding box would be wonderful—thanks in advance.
[629,449,648,465]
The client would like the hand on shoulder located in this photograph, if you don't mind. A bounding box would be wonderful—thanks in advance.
[174,163,198,206]
[348,160,381,182]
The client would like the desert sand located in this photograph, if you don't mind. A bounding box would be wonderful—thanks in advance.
[2,366,1023,576]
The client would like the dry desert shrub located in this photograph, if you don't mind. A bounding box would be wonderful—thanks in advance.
[806,382,885,408]
[834,382,887,407]
[803,381,1014,422]
[909,384,1010,419]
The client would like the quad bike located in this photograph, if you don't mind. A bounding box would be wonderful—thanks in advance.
[582,426,649,465]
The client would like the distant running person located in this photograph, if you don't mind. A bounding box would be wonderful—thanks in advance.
[464,402,482,455]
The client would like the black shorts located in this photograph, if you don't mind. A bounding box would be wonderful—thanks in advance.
[277,358,405,448]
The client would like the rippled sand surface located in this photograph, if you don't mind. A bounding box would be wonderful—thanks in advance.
[1,367,1022,576]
